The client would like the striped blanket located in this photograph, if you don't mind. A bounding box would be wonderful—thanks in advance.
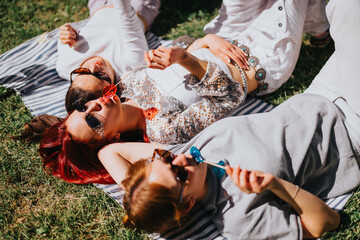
[0,23,352,239]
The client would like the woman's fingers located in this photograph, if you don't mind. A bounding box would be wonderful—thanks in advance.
[227,166,249,192]
[216,44,249,70]
[227,166,274,194]
[234,46,249,63]
[144,52,152,67]
[225,165,233,176]
[149,50,167,66]
[225,49,247,70]
[61,39,76,47]
[249,171,262,193]
[233,166,241,186]
[59,30,77,39]
[147,48,172,68]
[216,51,232,65]
[59,24,77,48]
[240,169,252,193]
[227,47,249,70]
[145,51,166,69]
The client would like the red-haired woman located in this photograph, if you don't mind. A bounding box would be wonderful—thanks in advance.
[39,44,253,184]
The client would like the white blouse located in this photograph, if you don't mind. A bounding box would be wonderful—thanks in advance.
[204,0,329,95]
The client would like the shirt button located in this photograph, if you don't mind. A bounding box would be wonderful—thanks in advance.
[278,23,283,27]
[278,6,283,11]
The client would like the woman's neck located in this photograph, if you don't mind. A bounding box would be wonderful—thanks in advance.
[198,178,209,202]
[120,101,147,133]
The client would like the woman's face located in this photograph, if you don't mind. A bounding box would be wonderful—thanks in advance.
[71,56,116,92]
[147,154,208,203]
[66,95,122,141]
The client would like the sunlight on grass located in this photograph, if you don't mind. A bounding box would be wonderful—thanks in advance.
[0,0,359,239]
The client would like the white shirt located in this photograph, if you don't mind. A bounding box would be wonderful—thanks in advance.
[56,0,148,82]
[204,0,329,95]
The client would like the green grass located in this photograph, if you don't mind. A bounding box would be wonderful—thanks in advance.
[0,0,359,239]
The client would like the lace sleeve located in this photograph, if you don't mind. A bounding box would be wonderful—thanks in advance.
[188,61,245,98]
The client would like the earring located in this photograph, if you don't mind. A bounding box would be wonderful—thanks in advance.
[113,133,120,141]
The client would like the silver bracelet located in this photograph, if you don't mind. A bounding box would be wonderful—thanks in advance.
[233,62,248,98]
[292,185,300,200]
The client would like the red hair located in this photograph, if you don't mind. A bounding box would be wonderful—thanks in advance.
[39,116,115,184]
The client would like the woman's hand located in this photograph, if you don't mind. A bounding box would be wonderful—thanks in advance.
[226,165,340,238]
[144,46,187,70]
[59,24,77,47]
[195,34,249,70]
[225,166,275,194]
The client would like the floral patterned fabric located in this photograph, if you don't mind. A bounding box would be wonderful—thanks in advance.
[121,62,246,144]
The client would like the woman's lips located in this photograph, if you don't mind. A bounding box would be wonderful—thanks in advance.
[99,95,119,107]
[99,96,110,105]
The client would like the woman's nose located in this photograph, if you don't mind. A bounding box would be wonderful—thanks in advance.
[85,100,102,113]
[88,62,101,73]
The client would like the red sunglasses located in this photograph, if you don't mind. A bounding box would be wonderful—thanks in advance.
[70,68,112,84]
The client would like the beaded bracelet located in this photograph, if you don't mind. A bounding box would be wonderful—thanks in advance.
[233,61,248,99]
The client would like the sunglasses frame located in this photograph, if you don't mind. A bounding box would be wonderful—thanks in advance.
[70,67,112,84]
[72,99,105,138]
[150,149,188,204]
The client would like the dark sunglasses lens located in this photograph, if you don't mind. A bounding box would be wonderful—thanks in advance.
[159,150,175,164]
[95,72,111,83]
[173,166,188,183]
[154,149,188,183]
[72,100,87,112]
[85,114,102,129]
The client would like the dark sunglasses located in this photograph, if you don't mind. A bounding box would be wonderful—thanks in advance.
[72,99,105,138]
[70,67,112,84]
[150,149,189,204]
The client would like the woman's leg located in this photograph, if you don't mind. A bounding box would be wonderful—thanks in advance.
[87,0,113,17]
[131,0,161,31]
[303,0,329,35]
[326,0,360,116]
[305,0,360,116]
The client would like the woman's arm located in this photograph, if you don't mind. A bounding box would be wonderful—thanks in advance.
[98,142,164,186]
[113,0,149,69]
[187,34,249,70]
[132,0,161,31]
[225,166,340,238]
[145,46,208,80]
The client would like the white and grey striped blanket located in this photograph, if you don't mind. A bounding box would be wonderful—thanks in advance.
[0,23,352,240]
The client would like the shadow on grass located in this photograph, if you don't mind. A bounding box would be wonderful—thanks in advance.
[151,0,222,36]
